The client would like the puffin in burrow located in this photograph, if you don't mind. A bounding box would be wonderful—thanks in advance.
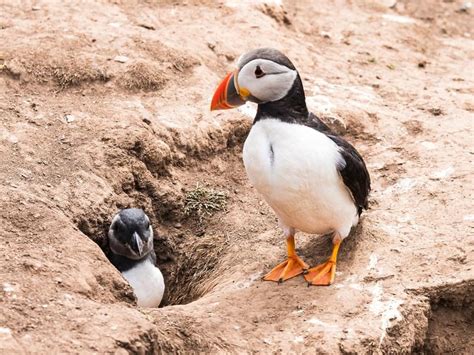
[210,48,370,286]
[108,208,165,306]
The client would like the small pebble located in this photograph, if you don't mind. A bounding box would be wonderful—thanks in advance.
[457,1,472,12]
[377,0,397,7]
[428,108,443,116]
[114,55,128,63]
[64,114,75,123]
[320,31,331,39]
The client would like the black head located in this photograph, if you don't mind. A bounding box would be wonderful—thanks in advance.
[108,208,154,260]
[211,48,308,122]
[237,48,297,71]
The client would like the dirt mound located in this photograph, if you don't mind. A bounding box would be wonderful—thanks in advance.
[1,0,473,353]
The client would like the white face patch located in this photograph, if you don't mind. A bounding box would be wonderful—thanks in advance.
[237,59,297,103]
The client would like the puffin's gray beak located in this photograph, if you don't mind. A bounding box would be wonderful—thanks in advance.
[210,70,248,110]
[131,232,144,256]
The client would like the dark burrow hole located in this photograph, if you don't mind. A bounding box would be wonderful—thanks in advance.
[76,199,227,307]
[74,168,235,307]
[416,282,474,354]
[71,124,249,308]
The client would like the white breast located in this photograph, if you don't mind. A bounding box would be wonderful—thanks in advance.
[242,118,358,238]
[122,259,165,308]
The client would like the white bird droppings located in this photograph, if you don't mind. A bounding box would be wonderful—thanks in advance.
[307,318,340,332]
[0,129,19,144]
[233,272,261,290]
[368,283,402,344]
[420,141,437,150]
[431,166,455,180]
[349,283,363,290]
[0,327,12,335]
[293,335,304,343]
[308,318,326,326]
[2,283,15,293]
[382,14,416,24]
[292,309,304,316]
[368,253,378,270]
[383,178,417,195]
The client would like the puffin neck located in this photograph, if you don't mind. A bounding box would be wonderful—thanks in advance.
[109,236,150,261]
[109,251,152,272]
[254,74,309,124]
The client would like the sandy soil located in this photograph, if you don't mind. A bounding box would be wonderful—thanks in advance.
[1,0,473,353]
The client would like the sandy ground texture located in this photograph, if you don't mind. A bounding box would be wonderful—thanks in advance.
[1,0,473,353]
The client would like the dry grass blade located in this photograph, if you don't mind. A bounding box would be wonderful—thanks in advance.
[184,183,228,223]
[121,61,168,91]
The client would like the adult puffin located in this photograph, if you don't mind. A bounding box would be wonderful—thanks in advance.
[210,48,370,286]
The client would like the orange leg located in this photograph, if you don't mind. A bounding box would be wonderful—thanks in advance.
[304,239,341,286]
[263,235,309,283]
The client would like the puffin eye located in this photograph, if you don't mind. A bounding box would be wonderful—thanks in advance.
[254,65,265,78]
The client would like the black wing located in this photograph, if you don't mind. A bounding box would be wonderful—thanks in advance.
[304,113,371,215]
[327,134,370,215]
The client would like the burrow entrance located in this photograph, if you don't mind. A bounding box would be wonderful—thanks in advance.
[415,281,474,354]
[73,133,249,306]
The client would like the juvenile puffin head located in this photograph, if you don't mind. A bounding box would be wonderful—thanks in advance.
[210,48,307,118]
[108,208,154,260]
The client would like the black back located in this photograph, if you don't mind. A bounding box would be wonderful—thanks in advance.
[251,50,371,214]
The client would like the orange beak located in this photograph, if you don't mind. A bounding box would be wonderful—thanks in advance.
[210,70,247,111]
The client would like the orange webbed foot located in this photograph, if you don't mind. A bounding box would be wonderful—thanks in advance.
[304,260,336,286]
[305,239,341,286]
[263,255,309,283]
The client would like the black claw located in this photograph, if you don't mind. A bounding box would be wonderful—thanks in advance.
[278,278,283,284]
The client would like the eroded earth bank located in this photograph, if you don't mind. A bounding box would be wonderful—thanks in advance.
[1,0,473,353]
